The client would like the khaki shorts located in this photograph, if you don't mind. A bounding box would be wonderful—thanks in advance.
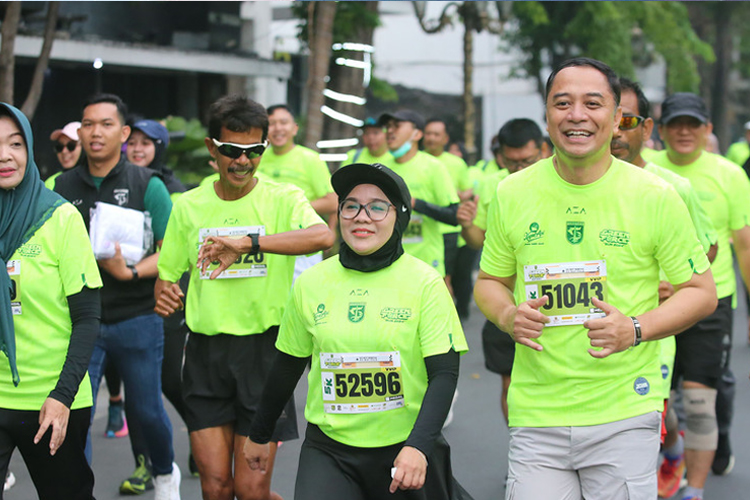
[506,411,661,500]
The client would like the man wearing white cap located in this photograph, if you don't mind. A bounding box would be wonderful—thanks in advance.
[45,121,83,189]
[725,121,750,167]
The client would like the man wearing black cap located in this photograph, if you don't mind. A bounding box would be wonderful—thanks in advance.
[376,110,460,278]
[346,117,389,164]
[652,92,750,498]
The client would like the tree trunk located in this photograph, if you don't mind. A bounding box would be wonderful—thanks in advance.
[0,2,22,105]
[710,4,732,153]
[21,2,59,119]
[303,1,337,150]
[463,21,476,164]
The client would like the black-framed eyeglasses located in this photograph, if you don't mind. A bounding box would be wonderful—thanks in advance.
[619,115,645,131]
[212,138,268,160]
[501,151,541,170]
[339,199,393,221]
[54,142,77,153]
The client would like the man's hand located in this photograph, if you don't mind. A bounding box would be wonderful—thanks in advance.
[658,281,675,303]
[511,295,550,351]
[457,197,477,229]
[389,446,427,493]
[243,437,271,474]
[154,281,185,318]
[35,398,69,456]
[197,236,245,279]
[583,297,634,358]
[97,242,132,281]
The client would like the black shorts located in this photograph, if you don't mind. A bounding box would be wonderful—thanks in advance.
[671,295,732,389]
[481,319,515,375]
[443,232,459,277]
[182,327,298,441]
[295,424,466,500]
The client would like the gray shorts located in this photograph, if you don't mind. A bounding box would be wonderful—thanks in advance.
[506,411,661,500]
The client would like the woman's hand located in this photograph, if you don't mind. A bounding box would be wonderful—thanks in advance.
[389,446,427,493]
[35,398,70,456]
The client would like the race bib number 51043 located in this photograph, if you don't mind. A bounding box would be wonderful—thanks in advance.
[320,351,404,414]
[523,260,607,326]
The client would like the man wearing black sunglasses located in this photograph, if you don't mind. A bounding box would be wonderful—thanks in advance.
[155,94,334,500]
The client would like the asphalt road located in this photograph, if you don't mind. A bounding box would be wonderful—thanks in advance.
[7,280,750,500]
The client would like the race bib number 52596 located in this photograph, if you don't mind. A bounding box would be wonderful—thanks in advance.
[523,260,607,326]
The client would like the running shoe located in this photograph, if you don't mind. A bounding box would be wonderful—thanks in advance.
[712,433,735,475]
[154,462,181,500]
[106,399,128,438]
[657,452,685,499]
[120,454,154,495]
[3,471,15,491]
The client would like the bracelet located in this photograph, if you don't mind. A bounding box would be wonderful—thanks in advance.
[630,316,642,347]
[247,232,260,256]
[127,264,139,281]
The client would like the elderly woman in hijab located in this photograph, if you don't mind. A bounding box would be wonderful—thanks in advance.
[200,163,468,499]
[0,102,102,499]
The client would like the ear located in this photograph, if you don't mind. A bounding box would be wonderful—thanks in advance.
[613,105,623,132]
[642,118,654,143]
[120,125,131,145]
[706,121,714,136]
[413,129,423,143]
[204,137,217,157]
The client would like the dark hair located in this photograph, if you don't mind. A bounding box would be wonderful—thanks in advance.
[450,140,468,159]
[266,104,295,120]
[497,119,543,151]
[618,77,650,119]
[545,57,621,107]
[83,93,128,125]
[208,95,269,141]
[425,118,448,130]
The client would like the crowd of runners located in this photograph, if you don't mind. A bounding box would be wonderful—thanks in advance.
[1,55,749,500]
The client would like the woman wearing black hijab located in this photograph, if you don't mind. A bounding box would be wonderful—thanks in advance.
[201,163,469,499]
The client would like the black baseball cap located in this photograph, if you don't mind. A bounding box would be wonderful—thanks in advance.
[332,163,412,221]
[360,117,381,129]
[660,93,709,125]
[377,110,426,131]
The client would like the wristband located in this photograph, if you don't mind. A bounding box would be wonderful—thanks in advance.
[248,232,260,256]
[630,316,642,347]
[127,264,139,281]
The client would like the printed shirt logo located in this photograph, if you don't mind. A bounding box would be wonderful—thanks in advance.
[599,229,630,247]
[524,222,545,245]
[348,302,366,323]
[566,221,584,245]
[634,377,650,396]
[380,307,412,323]
[349,289,369,297]
[17,244,42,258]
[224,217,239,225]
[566,206,587,215]
[314,303,329,325]
[113,188,129,206]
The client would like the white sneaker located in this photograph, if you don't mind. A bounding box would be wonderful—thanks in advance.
[154,462,181,500]
[4,471,15,491]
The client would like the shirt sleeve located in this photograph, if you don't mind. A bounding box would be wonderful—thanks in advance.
[284,186,327,231]
[654,185,711,285]
[157,199,190,283]
[57,205,103,296]
[144,176,173,241]
[307,153,335,200]
[724,162,750,231]
[479,183,517,278]
[275,283,314,358]
[430,161,461,206]
[418,273,468,357]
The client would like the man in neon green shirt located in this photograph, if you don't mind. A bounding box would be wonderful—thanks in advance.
[475,58,717,499]
[610,78,718,500]
[345,117,389,165]
[155,95,334,500]
[725,121,750,166]
[652,92,750,499]
[376,110,461,277]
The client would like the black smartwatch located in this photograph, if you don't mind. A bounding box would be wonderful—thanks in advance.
[127,264,139,281]
[248,233,260,256]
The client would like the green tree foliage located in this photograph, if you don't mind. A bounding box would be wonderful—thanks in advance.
[164,116,213,186]
[503,1,714,96]
[292,1,380,45]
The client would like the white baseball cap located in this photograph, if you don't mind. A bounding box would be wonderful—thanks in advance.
[50,121,81,141]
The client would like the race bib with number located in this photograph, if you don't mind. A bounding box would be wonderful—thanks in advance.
[320,351,405,414]
[6,260,21,315]
[199,226,267,279]
[403,216,423,244]
[523,260,607,326]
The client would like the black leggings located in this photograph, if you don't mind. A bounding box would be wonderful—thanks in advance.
[295,424,462,500]
[0,407,94,500]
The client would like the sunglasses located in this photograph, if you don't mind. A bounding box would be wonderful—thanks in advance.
[619,115,645,131]
[339,199,393,221]
[212,138,268,160]
[54,142,78,153]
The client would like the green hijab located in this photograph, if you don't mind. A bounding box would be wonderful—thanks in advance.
[0,102,65,386]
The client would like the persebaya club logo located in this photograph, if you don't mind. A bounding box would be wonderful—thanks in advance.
[348,302,366,323]
[566,221,584,244]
